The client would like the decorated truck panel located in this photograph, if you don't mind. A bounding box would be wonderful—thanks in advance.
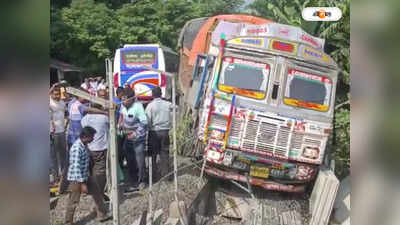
[178,15,338,192]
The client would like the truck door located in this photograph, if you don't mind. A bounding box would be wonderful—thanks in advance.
[188,54,215,109]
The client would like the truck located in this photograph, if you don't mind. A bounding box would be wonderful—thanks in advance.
[177,15,338,192]
[113,44,178,101]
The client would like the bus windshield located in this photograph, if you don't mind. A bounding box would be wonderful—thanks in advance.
[218,57,270,100]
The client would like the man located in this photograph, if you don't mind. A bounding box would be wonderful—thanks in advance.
[112,87,126,185]
[81,90,109,200]
[97,78,106,90]
[67,89,107,149]
[64,126,111,225]
[119,88,148,190]
[59,89,108,194]
[113,87,125,168]
[80,78,91,91]
[145,87,172,181]
[50,87,68,179]
[90,77,99,93]
[59,80,69,101]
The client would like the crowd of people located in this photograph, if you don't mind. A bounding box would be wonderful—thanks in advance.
[49,78,172,225]
[80,76,108,95]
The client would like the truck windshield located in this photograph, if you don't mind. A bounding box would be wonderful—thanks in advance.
[283,69,332,111]
[218,57,269,99]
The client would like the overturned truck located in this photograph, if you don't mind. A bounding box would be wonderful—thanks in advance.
[178,15,338,192]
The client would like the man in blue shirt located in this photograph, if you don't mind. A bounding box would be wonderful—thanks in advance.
[64,126,111,225]
[119,88,148,190]
[67,90,107,149]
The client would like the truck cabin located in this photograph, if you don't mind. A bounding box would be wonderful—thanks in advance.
[195,24,339,191]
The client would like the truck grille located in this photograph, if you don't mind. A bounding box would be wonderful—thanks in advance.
[304,136,322,146]
[291,132,304,149]
[277,127,290,147]
[242,119,258,151]
[230,117,243,138]
[201,110,325,162]
[228,117,244,147]
[240,119,293,158]
[255,122,276,154]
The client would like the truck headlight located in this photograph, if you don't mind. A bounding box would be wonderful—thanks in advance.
[222,151,233,166]
[287,167,297,179]
[302,146,320,160]
[296,165,315,180]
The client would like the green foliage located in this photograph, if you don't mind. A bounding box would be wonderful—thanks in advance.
[51,0,244,73]
[175,112,195,155]
[333,108,350,178]
[248,0,350,178]
[51,0,120,72]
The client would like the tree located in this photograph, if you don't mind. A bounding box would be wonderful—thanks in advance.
[50,0,246,73]
[51,0,121,72]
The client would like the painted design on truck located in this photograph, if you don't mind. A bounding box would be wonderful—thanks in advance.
[179,15,338,192]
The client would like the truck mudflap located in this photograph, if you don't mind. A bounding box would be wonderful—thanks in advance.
[204,167,306,193]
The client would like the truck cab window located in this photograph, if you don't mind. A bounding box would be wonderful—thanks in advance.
[218,57,270,100]
[283,69,332,111]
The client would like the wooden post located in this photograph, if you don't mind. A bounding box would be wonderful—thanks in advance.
[106,58,120,225]
[171,73,179,203]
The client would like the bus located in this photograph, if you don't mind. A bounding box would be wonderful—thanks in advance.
[113,44,178,101]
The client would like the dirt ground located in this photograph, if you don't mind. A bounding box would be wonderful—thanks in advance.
[50,156,310,225]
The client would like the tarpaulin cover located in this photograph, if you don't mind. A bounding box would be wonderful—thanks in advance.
[188,14,272,66]
[179,17,208,50]
[210,21,242,46]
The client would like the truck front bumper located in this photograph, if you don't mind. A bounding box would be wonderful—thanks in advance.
[204,166,306,193]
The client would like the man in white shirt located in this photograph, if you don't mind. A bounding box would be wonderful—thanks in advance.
[97,78,106,90]
[80,78,91,90]
[50,87,68,178]
[90,77,99,91]
[81,90,109,196]
[145,87,172,181]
